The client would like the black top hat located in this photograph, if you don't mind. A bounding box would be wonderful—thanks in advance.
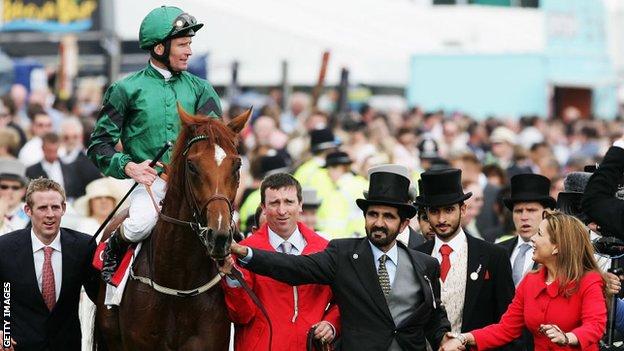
[260,153,290,177]
[323,151,352,168]
[356,170,417,218]
[503,174,556,210]
[415,168,472,207]
[310,128,340,154]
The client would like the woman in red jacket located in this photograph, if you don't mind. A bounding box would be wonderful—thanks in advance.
[441,210,607,350]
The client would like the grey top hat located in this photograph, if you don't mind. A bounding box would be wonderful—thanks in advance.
[0,159,27,185]
[302,187,321,209]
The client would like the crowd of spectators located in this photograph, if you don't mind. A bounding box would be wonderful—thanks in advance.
[1,82,622,244]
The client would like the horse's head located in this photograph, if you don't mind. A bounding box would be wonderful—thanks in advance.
[169,104,250,259]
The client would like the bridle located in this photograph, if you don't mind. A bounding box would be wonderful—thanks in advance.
[158,134,236,252]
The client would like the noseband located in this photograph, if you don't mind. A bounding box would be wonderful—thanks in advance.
[159,134,236,250]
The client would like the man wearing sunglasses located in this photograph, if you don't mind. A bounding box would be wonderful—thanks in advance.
[87,6,222,283]
[0,159,29,236]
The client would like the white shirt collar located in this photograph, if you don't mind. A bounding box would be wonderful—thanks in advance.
[368,240,399,266]
[433,227,467,254]
[31,229,62,253]
[150,60,172,81]
[268,225,306,253]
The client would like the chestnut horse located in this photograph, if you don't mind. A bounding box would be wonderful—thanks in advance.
[95,106,250,350]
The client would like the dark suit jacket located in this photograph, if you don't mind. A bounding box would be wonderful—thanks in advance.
[416,232,514,333]
[408,226,425,249]
[582,146,624,238]
[68,151,103,193]
[245,238,451,351]
[26,161,84,200]
[0,228,99,350]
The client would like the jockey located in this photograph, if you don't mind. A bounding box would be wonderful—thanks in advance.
[87,6,222,283]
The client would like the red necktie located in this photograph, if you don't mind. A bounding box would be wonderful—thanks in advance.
[439,244,453,282]
[42,246,56,311]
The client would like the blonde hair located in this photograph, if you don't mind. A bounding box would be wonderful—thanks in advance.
[542,209,603,297]
[25,177,66,208]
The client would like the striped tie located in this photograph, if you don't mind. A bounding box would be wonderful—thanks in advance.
[378,254,391,297]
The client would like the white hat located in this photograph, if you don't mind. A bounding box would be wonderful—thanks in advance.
[73,178,132,217]
[490,127,517,145]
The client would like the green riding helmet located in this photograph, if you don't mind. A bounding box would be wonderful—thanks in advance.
[139,6,204,50]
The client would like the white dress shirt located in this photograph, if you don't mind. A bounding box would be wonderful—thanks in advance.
[432,228,467,267]
[31,230,62,302]
[509,236,535,278]
[268,226,306,255]
[41,160,65,189]
[369,241,398,287]
[229,226,307,287]
[396,226,410,247]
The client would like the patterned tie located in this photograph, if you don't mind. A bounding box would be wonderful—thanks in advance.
[41,246,56,311]
[281,241,293,254]
[378,254,391,297]
[512,243,532,286]
[439,244,453,283]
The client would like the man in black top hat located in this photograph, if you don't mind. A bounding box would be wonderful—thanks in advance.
[498,174,555,286]
[223,165,451,351]
[495,174,555,351]
[415,168,514,345]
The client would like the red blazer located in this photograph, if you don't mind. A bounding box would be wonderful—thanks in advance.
[222,222,340,351]
[472,267,606,350]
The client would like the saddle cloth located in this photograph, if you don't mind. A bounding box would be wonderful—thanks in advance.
[92,240,142,306]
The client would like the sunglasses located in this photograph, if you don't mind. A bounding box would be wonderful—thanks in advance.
[0,184,22,190]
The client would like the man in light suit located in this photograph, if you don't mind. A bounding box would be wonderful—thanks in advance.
[0,178,98,350]
[223,165,451,350]
[415,168,514,347]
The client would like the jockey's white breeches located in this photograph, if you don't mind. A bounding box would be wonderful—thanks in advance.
[122,177,166,243]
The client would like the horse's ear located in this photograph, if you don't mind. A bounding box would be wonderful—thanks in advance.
[227,108,252,134]
[177,102,195,126]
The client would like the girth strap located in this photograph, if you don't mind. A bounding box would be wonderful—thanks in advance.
[130,268,222,297]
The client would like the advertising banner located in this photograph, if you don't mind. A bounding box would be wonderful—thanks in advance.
[1,0,100,32]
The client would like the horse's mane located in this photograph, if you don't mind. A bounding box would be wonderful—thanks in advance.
[164,117,240,212]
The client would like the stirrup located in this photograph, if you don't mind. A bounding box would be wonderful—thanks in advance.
[102,229,130,284]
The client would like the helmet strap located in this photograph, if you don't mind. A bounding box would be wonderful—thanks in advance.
[150,39,182,75]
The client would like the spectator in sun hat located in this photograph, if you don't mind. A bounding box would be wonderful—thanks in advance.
[73,177,132,236]
[0,158,29,235]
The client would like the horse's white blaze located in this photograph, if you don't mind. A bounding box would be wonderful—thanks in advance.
[218,213,223,230]
[214,144,226,166]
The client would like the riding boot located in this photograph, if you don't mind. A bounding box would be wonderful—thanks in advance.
[102,229,131,284]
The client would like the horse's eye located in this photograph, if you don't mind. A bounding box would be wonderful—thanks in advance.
[187,161,199,174]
